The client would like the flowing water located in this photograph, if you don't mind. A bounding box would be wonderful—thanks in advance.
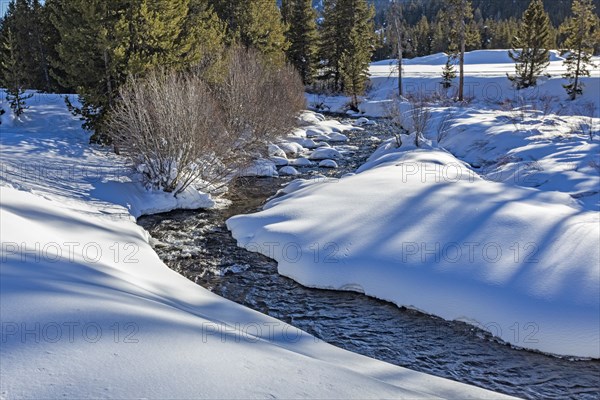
[138,122,600,400]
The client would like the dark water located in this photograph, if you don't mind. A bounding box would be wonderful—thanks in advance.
[138,124,600,400]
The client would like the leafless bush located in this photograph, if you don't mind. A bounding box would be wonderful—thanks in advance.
[382,96,410,147]
[577,102,597,141]
[408,94,432,147]
[108,48,305,196]
[537,94,556,118]
[436,110,455,143]
[211,47,306,158]
[108,70,225,195]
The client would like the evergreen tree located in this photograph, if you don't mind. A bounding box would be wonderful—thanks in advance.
[209,0,288,64]
[338,0,375,107]
[281,0,294,25]
[560,0,599,99]
[182,0,226,68]
[320,0,375,96]
[319,0,344,90]
[430,11,447,54]
[440,54,457,89]
[0,0,51,91]
[412,15,431,57]
[50,0,217,141]
[50,0,127,138]
[444,0,474,101]
[1,28,33,116]
[286,0,319,85]
[43,0,72,92]
[508,0,553,89]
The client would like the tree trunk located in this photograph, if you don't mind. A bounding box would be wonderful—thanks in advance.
[103,48,112,108]
[573,47,582,100]
[459,27,465,101]
[398,39,403,97]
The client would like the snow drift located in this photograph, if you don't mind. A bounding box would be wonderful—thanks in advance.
[228,144,600,358]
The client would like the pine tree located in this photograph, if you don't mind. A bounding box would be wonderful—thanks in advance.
[0,0,51,91]
[440,54,457,89]
[338,0,375,108]
[286,0,319,85]
[209,0,288,64]
[0,28,33,116]
[43,0,72,92]
[320,0,375,96]
[508,0,553,89]
[281,0,294,25]
[118,0,192,76]
[181,0,226,82]
[50,0,212,141]
[412,15,431,57]
[50,0,126,138]
[319,0,344,90]
[560,0,599,100]
[444,0,474,101]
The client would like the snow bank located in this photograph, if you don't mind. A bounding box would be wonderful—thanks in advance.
[1,93,513,398]
[228,146,600,358]
[437,108,600,211]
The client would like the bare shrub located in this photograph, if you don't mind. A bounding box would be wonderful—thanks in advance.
[578,101,597,141]
[382,94,432,147]
[382,96,410,147]
[108,48,305,196]
[211,47,306,158]
[407,94,432,147]
[108,70,227,195]
[436,110,455,143]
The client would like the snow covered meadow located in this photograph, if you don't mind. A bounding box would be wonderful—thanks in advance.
[230,50,600,359]
[0,93,512,397]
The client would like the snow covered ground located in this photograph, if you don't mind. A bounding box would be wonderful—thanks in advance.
[0,94,512,398]
[230,50,600,359]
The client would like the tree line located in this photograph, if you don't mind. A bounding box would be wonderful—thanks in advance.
[385,0,599,101]
[1,0,599,129]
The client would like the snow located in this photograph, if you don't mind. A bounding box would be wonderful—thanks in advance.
[309,148,343,160]
[289,157,315,167]
[0,94,513,398]
[312,50,600,117]
[268,144,287,158]
[228,146,600,358]
[319,159,339,168]
[240,159,279,178]
[277,141,304,156]
[228,50,600,359]
[270,156,289,167]
[279,166,301,176]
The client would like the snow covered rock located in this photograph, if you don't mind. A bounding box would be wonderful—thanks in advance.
[270,156,289,167]
[354,117,370,126]
[268,144,287,158]
[319,159,339,169]
[326,132,350,142]
[289,157,314,167]
[298,111,325,125]
[279,166,301,176]
[297,138,320,149]
[277,141,305,157]
[309,148,343,160]
[241,159,278,177]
